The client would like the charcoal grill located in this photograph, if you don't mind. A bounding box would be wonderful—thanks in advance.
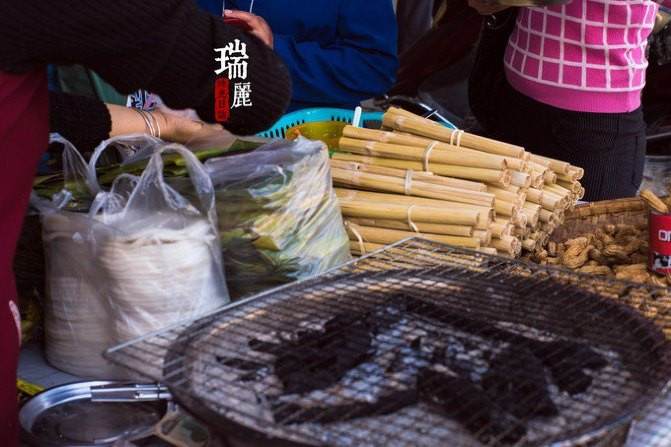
[105,238,671,447]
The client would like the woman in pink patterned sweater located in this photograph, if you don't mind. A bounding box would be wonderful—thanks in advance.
[469,0,670,200]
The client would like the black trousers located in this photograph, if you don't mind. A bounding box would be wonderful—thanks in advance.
[488,81,646,202]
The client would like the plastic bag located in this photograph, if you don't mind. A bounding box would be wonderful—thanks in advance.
[204,137,351,298]
[35,134,229,379]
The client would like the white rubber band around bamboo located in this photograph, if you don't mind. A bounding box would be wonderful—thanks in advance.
[407,205,420,233]
[404,169,414,195]
[449,129,465,148]
[346,222,367,255]
[423,141,439,172]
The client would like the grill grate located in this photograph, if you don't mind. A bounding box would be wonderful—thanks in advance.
[105,238,671,447]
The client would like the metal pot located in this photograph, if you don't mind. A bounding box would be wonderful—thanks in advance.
[20,381,167,447]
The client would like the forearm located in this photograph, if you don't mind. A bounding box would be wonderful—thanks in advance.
[49,92,111,152]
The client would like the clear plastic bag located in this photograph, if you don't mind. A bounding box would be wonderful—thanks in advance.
[35,134,229,379]
[204,137,351,298]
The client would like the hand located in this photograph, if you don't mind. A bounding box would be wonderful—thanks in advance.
[224,10,274,48]
[467,0,509,15]
[153,110,225,144]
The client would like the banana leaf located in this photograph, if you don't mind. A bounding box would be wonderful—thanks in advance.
[207,138,351,299]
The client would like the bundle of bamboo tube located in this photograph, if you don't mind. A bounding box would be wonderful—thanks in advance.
[334,107,583,258]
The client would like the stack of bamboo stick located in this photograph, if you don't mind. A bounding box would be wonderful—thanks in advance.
[334,107,584,258]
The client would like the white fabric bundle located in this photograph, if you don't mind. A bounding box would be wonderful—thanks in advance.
[42,213,127,379]
[99,219,226,343]
[38,137,230,380]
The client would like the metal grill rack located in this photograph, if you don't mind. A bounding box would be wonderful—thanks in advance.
[105,238,671,447]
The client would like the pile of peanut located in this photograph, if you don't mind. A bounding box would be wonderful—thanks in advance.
[529,222,669,286]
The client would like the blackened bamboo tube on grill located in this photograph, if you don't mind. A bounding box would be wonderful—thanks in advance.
[337,198,481,226]
[346,217,474,237]
[345,222,481,249]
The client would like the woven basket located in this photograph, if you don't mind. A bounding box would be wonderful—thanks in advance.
[551,198,648,243]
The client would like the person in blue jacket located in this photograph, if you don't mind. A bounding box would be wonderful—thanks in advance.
[197,0,399,111]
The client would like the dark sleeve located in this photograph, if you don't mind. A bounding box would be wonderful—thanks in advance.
[0,0,291,135]
[272,0,398,108]
[49,92,111,152]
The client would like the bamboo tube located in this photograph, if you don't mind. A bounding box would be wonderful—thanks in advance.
[345,223,481,249]
[578,187,585,200]
[556,171,579,183]
[338,198,481,226]
[330,160,487,193]
[540,222,555,234]
[412,172,487,192]
[485,185,519,203]
[522,238,538,252]
[553,210,566,226]
[557,180,581,193]
[473,229,492,246]
[530,172,545,189]
[521,203,541,227]
[331,168,496,207]
[539,208,553,224]
[382,112,526,158]
[491,220,513,238]
[349,240,386,256]
[346,218,473,237]
[491,236,522,257]
[496,250,514,258]
[513,226,531,239]
[539,192,563,210]
[332,153,511,186]
[544,171,558,185]
[545,183,572,197]
[510,171,532,189]
[526,188,544,205]
[338,137,508,170]
[513,211,528,229]
[531,220,542,233]
[487,183,521,194]
[334,189,495,228]
[529,161,549,177]
[504,158,527,171]
[529,154,571,174]
[342,126,513,169]
[495,200,518,217]
[478,247,498,256]
[568,165,585,180]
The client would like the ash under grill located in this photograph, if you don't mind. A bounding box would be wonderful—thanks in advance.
[105,239,671,447]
